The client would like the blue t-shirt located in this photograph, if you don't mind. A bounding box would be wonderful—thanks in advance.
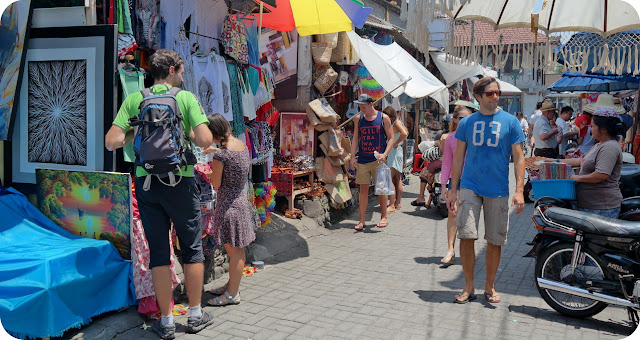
[455,109,525,197]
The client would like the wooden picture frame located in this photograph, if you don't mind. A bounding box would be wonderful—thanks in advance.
[7,25,117,185]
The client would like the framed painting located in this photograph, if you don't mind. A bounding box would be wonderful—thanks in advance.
[279,112,314,158]
[259,28,298,99]
[0,0,34,141]
[35,169,133,260]
[9,25,117,184]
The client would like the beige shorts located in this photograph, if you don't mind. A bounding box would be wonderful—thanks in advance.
[456,188,510,245]
[356,161,380,185]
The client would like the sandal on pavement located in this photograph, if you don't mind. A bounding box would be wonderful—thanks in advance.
[354,222,365,231]
[440,252,455,265]
[454,293,477,304]
[376,220,389,228]
[208,291,241,306]
[410,199,426,207]
[484,292,501,303]
[209,284,228,295]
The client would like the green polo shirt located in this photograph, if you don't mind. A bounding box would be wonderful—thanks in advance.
[112,84,208,177]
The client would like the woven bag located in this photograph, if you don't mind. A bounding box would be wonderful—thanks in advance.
[311,42,333,66]
[316,33,339,48]
[331,31,349,63]
[313,66,338,93]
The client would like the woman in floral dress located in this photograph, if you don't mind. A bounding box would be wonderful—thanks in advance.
[205,114,255,306]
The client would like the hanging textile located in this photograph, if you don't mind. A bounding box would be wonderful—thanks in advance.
[117,0,137,56]
[241,70,257,121]
[241,16,261,66]
[220,15,249,64]
[227,62,246,136]
[119,67,145,162]
[193,55,218,115]
[159,0,197,52]
[212,53,234,121]
[195,0,227,54]
[135,0,162,49]
[175,34,198,94]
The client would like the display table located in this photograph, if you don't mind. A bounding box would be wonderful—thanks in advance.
[271,169,315,210]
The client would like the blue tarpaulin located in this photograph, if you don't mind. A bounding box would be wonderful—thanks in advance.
[548,72,640,93]
[0,187,136,339]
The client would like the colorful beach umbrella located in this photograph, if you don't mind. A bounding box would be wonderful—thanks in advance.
[257,0,373,36]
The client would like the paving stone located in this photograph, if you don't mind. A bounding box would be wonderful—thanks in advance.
[66,166,634,340]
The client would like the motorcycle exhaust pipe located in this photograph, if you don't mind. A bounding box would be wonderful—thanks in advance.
[537,278,639,308]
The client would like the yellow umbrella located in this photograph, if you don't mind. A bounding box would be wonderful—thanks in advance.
[258,0,372,36]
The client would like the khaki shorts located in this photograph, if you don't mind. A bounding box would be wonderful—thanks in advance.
[456,188,510,245]
[356,161,380,185]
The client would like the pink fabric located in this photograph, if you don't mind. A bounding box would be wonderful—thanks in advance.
[441,133,458,188]
[131,217,181,300]
[131,186,181,310]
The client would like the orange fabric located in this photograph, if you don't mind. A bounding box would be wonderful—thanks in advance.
[258,0,296,32]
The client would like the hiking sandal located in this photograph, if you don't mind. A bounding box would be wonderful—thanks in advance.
[209,283,228,295]
[208,291,241,306]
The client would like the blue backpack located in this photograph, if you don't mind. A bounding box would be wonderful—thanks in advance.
[130,86,196,191]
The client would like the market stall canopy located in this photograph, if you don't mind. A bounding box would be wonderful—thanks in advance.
[430,52,521,93]
[441,0,640,36]
[258,0,373,36]
[430,51,484,86]
[555,30,640,76]
[548,72,640,92]
[346,31,449,109]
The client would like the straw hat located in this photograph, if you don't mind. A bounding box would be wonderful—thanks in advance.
[540,99,558,112]
[583,94,625,114]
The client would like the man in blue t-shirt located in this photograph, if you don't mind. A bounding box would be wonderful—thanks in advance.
[446,77,526,304]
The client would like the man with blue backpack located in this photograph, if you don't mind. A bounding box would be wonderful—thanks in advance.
[105,49,213,339]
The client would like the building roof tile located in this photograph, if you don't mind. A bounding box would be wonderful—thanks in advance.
[454,21,551,46]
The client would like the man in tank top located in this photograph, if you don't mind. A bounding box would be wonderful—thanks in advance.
[349,94,395,230]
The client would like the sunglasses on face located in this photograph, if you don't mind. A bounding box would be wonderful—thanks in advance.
[483,91,501,98]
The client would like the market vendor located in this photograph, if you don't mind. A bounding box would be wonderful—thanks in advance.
[555,107,624,218]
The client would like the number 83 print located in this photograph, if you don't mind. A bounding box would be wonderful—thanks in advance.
[472,121,502,147]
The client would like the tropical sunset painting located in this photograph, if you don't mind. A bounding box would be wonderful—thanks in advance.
[35,169,132,260]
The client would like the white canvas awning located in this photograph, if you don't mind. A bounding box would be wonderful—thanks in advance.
[346,31,449,109]
[430,51,521,93]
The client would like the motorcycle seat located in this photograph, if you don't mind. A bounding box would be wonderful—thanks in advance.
[544,207,640,237]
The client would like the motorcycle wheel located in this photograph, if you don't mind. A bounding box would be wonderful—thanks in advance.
[438,204,448,218]
[524,181,534,203]
[535,243,608,318]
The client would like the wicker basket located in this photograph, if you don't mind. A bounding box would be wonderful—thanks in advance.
[311,42,333,66]
[313,65,338,93]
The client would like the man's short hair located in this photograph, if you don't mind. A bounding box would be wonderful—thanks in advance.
[560,106,573,114]
[472,76,500,97]
[516,112,523,117]
[148,49,184,80]
[536,101,543,109]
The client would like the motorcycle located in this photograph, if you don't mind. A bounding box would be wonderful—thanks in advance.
[432,171,448,218]
[525,199,640,325]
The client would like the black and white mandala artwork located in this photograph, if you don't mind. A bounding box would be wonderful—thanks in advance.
[27,60,88,166]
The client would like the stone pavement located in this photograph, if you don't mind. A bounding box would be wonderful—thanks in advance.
[63,166,637,340]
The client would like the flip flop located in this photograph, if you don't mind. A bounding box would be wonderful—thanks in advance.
[454,293,477,304]
[354,223,365,231]
[410,200,426,207]
[484,292,501,303]
[376,221,389,228]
